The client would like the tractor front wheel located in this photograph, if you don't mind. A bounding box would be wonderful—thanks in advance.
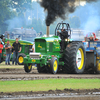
[24,64,32,73]
[50,57,58,74]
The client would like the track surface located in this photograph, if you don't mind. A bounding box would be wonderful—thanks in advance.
[0,66,100,100]
[0,68,100,80]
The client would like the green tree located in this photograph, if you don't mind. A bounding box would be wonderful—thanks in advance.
[10,0,32,13]
[0,0,16,34]
[0,0,33,34]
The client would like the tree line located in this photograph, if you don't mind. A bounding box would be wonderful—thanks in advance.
[1,0,98,36]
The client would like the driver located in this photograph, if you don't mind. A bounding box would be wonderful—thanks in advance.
[57,28,70,52]
[89,35,94,41]
[88,32,98,41]
[57,28,70,39]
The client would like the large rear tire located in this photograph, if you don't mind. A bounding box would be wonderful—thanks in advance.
[64,42,86,74]
[24,64,32,73]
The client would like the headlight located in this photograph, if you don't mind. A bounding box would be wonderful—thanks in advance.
[39,54,41,57]
[65,39,68,41]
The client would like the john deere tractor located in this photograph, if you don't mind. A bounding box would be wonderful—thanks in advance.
[24,22,87,74]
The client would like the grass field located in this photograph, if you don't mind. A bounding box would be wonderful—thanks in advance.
[0,78,100,92]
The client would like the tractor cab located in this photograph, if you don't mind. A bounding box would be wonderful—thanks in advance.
[55,22,71,52]
[55,22,71,39]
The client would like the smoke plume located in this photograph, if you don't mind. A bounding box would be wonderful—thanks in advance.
[81,0,100,35]
[40,0,76,26]
[40,0,97,26]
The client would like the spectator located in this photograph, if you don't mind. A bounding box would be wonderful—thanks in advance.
[5,40,12,65]
[32,42,37,67]
[0,40,3,63]
[12,38,21,65]
[32,42,35,52]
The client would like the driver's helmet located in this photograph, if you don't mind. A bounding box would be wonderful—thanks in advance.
[61,27,65,32]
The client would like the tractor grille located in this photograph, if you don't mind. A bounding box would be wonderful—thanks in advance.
[49,42,53,52]
[29,53,41,59]
[24,45,29,53]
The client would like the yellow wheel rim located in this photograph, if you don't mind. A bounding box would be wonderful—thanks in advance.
[18,56,23,63]
[76,48,84,70]
[53,60,58,72]
[96,60,100,71]
[28,65,32,70]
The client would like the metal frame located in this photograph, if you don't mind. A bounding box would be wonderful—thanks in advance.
[55,22,71,38]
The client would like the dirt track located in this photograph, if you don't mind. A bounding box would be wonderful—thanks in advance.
[0,66,100,100]
[0,89,100,100]
[0,68,100,81]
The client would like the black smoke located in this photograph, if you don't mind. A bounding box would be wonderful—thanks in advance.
[40,0,97,26]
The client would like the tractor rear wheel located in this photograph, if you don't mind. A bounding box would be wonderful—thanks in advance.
[64,42,86,74]
[24,64,32,73]
[50,57,58,74]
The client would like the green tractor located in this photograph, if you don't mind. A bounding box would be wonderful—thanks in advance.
[0,36,33,65]
[24,22,86,74]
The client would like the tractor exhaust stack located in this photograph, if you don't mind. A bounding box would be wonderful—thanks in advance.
[46,26,49,37]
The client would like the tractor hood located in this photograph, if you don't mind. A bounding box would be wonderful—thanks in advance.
[35,36,61,42]
[35,36,61,53]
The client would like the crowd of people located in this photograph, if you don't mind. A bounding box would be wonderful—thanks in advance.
[0,38,21,65]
